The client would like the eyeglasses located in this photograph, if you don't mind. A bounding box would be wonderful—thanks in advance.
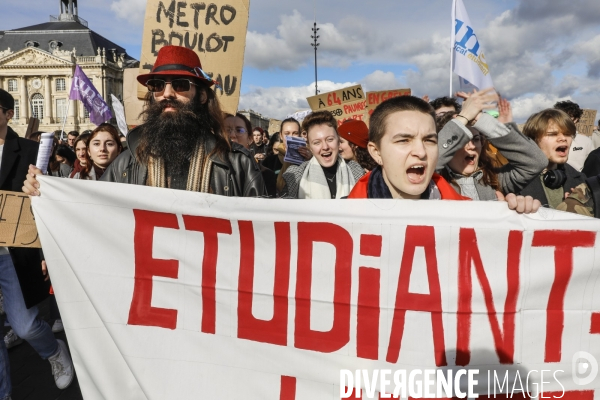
[0,106,9,111]
[145,79,198,93]
[226,127,248,135]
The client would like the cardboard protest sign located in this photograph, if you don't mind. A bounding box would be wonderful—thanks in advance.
[307,85,367,126]
[268,118,281,135]
[123,68,145,127]
[0,191,39,248]
[366,89,411,115]
[33,177,600,399]
[138,0,250,114]
[576,109,598,137]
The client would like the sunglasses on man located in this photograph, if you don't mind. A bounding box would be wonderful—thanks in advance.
[145,79,198,93]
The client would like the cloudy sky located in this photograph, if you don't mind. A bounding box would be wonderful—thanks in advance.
[4,0,600,122]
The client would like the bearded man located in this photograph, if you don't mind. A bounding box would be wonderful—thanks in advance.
[102,46,264,195]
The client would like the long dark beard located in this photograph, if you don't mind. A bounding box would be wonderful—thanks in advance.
[138,97,213,176]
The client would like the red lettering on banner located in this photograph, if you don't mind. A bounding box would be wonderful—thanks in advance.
[591,312,600,334]
[280,376,296,400]
[360,234,382,257]
[128,210,180,330]
[183,215,232,334]
[357,267,380,360]
[456,230,522,365]
[531,230,596,362]
[238,221,291,346]
[386,226,447,366]
[295,222,353,353]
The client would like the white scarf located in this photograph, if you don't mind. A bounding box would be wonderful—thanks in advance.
[298,156,357,199]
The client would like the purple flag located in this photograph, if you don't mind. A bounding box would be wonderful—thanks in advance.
[69,65,113,126]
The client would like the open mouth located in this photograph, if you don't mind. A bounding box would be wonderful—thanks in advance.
[321,151,333,161]
[406,165,426,184]
[555,146,568,157]
[465,155,476,165]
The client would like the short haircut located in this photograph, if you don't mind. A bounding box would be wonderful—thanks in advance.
[553,100,583,121]
[0,89,14,111]
[370,96,436,145]
[280,117,301,133]
[68,131,79,137]
[253,127,264,135]
[301,111,337,139]
[429,96,461,113]
[523,109,576,142]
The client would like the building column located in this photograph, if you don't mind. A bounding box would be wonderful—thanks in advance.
[66,75,77,129]
[19,76,28,123]
[43,76,52,124]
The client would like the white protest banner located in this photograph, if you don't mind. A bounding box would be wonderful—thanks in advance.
[138,0,250,114]
[33,176,600,399]
[452,0,493,90]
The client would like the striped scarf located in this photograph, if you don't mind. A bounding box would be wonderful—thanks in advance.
[146,139,213,192]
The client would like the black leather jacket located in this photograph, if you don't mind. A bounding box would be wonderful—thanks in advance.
[101,126,266,197]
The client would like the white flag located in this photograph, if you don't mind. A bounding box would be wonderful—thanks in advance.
[110,94,128,136]
[452,0,493,90]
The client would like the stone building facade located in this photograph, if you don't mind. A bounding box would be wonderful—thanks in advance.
[0,0,138,136]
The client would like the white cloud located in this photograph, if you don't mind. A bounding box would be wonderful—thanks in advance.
[360,71,404,91]
[110,0,147,25]
[239,80,356,119]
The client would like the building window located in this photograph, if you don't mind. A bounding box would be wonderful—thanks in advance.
[56,78,66,92]
[13,100,19,120]
[83,106,89,119]
[31,93,44,119]
[56,98,67,122]
[7,79,17,92]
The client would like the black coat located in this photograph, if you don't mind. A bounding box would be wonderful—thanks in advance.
[2,127,50,308]
[519,163,587,208]
[101,126,266,197]
[583,147,600,178]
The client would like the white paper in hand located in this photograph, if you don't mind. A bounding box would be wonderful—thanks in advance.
[36,132,54,173]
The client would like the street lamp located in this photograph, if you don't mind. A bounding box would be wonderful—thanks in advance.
[311,22,320,96]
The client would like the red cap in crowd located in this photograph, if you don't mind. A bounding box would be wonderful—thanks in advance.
[137,45,214,87]
[338,120,369,149]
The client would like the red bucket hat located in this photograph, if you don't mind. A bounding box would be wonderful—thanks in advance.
[338,119,369,149]
[137,46,215,87]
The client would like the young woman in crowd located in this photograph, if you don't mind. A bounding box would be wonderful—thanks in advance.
[69,133,91,178]
[282,111,365,199]
[338,119,378,172]
[436,89,548,200]
[225,113,277,197]
[347,95,540,213]
[71,124,123,180]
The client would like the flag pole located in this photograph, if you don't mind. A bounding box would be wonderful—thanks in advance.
[450,0,456,97]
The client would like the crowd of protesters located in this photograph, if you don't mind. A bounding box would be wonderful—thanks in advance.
[0,44,598,398]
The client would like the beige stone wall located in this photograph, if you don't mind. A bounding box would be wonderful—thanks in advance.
[0,48,124,137]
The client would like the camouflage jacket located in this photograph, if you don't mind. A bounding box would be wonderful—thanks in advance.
[556,183,594,217]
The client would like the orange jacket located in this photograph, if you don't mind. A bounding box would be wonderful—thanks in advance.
[347,172,470,200]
